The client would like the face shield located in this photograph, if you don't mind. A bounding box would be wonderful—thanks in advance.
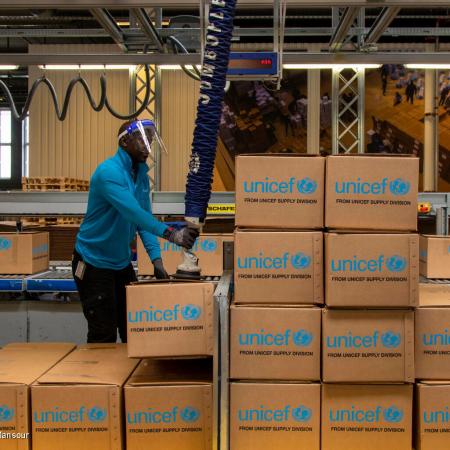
[118,119,168,155]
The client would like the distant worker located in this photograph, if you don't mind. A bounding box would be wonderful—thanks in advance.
[394,91,402,106]
[72,119,199,343]
[405,80,417,105]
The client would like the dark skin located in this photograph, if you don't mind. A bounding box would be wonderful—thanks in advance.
[118,120,152,173]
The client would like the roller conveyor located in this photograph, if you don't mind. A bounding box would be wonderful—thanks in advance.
[25,269,77,293]
[0,276,25,292]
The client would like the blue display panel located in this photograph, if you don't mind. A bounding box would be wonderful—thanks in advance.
[227,52,278,76]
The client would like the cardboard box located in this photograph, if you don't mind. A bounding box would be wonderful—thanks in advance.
[137,234,233,276]
[325,155,419,231]
[322,384,413,450]
[235,154,325,229]
[230,382,320,450]
[125,358,213,450]
[419,282,450,307]
[415,307,450,380]
[31,344,139,450]
[322,309,415,382]
[420,235,450,279]
[325,232,419,307]
[0,232,49,274]
[0,343,75,450]
[416,382,450,450]
[230,305,321,381]
[126,281,215,358]
[234,230,323,305]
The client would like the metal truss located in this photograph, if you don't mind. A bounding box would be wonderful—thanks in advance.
[331,67,365,154]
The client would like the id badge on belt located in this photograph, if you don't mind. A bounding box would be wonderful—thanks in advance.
[75,261,86,280]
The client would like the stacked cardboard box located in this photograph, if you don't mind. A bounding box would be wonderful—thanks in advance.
[415,283,450,450]
[125,280,214,449]
[31,344,139,450]
[231,154,325,450]
[322,154,419,450]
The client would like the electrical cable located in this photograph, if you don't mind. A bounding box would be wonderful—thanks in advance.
[0,64,152,121]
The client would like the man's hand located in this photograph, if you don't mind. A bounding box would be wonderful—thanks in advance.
[163,226,199,249]
[153,258,169,279]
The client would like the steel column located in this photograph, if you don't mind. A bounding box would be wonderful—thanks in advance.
[424,68,439,191]
[307,69,321,153]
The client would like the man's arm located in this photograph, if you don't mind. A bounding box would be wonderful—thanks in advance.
[138,179,162,262]
[96,166,168,238]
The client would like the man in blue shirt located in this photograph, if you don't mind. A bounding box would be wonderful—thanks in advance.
[72,119,198,343]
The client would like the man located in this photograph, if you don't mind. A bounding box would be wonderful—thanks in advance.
[72,119,198,343]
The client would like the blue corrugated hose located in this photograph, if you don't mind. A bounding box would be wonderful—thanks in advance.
[184,0,237,222]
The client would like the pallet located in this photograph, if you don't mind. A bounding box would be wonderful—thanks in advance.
[22,177,89,192]
[22,216,83,226]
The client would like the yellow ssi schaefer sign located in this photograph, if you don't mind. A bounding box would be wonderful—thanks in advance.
[207,203,235,215]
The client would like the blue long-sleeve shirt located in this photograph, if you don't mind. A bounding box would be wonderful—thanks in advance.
[75,147,168,270]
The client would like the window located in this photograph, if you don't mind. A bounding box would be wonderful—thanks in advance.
[0,110,11,179]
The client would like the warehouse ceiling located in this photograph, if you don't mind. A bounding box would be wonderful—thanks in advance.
[0,6,450,106]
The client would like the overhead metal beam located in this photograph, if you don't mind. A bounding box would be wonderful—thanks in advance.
[3,26,450,39]
[0,1,448,7]
[133,8,165,52]
[329,7,360,52]
[90,8,126,51]
[365,6,401,44]
[5,52,450,65]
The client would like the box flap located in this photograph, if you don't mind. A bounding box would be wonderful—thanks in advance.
[418,380,450,386]
[419,283,450,307]
[328,153,416,158]
[127,358,213,386]
[0,342,75,385]
[36,344,139,386]
[130,279,212,286]
[238,153,322,158]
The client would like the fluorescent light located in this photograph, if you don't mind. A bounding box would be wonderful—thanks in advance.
[116,21,130,27]
[0,65,19,70]
[283,64,381,69]
[405,64,450,69]
[38,65,135,70]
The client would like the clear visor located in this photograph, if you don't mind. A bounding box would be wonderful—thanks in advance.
[118,120,168,155]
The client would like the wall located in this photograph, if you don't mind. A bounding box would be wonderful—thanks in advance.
[28,44,129,180]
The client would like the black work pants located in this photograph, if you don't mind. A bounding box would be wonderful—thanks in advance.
[72,250,136,343]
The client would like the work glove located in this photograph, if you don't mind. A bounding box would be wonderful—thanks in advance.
[163,226,199,250]
[152,258,169,279]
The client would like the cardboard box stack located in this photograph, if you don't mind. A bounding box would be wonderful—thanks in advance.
[231,154,325,450]
[31,344,139,450]
[415,282,450,450]
[322,154,419,450]
[126,279,215,449]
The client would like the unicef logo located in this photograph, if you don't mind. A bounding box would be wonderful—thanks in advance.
[381,331,401,349]
[293,330,313,347]
[389,178,410,196]
[292,406,312,422]
[181,304,202,320]
[88,407,107,422]
[0,405,14,422]
[296,178,317,194]
[383,406,404,423]
[180,407,200,423]
[200,240,218,253]
[0,238,12,251]
[291,253,311,269]
[386,255,407,272]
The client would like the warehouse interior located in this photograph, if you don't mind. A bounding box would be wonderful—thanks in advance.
[0,1,449,450]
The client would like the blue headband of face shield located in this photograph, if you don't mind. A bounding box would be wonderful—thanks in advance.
[118,120,167,155]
